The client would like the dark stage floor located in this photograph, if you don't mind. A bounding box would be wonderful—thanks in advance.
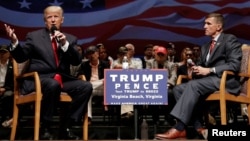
[0,98,247,140]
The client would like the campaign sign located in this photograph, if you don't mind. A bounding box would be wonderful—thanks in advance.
[104,69,168,105]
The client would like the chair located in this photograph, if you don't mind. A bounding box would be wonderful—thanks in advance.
[10,59,88,140]
[176,44,250,125]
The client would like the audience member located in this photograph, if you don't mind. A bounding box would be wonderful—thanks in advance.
[177,48,194,79]
[140,44,153,69]
[166,42,179,63]
[111,45,143,118]
[121,43,143,118]
[152,45,159,58]
[192,46,201,64]
[77,45,110,125]
[155,13,242,140]
[97,43,113,68]
[4,5,92,140]
[146,46,177,125]
[70,44,84,77]
[111,46,128,69]
[0,45,13,128]
[177,47,192,66]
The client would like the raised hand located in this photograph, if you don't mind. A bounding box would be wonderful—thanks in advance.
[4,24,18,44]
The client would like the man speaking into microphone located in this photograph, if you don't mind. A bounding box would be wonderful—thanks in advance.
[4,6,92,140]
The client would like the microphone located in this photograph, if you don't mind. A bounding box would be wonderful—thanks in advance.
[50,25,60,43]
[187,59,195,66]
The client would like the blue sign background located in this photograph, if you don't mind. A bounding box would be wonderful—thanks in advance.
[104,69,168,105]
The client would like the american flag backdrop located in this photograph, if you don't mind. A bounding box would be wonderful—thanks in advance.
[0,0,250,57]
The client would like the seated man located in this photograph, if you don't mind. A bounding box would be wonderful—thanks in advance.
[4,5,92,140]
[77,45,110,124]
[155,13,242,140]
[111,45,143,118]
[146,46,178,125]
[0,45,14,127]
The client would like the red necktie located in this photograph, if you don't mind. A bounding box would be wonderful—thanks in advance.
[209,40,216,54]
[52,37,59,65]
[52,37,63,88]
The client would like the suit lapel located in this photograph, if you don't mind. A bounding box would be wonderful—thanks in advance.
[205,33,225,65]
[209,33,224,60]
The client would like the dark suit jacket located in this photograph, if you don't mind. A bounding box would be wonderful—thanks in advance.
[77,60,110,81]
[196,33,242,94]
[9,28,81,93]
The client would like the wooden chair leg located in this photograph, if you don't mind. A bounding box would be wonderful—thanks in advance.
[83,112,88,141]
[247,104,250,125]
[10,105,19,140]
[220,100,227,125]
[34,101,41,140]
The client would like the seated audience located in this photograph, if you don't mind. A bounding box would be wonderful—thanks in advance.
[177,48,194,79]
[70,44,84,77]
[140,44,153,69]
[77,45,110,124]
[192,46,201,64]
[146,46,177,125]
[96,43,113,68]
[111,45,143,118]
[166,42,179,63]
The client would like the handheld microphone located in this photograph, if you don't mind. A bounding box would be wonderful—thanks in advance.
[187,59,195,66]
[50,25,60,43]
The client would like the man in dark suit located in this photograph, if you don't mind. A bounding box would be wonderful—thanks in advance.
[155,13,242,139]
[4,6,92,140]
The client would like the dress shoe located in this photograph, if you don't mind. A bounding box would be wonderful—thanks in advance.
[58,128,80,140]
[40,128,53,140]
[196,127,208,139]
[155,128,186,139]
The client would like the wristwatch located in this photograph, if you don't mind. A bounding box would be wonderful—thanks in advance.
[209,67,215,74]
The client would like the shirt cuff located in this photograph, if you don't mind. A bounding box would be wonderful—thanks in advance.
[9,40,19,51]
[60,41,69,52]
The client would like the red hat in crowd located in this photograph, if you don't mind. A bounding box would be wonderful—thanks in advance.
[155,46,167,55]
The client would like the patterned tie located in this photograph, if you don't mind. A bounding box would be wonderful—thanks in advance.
[209,40,216,54]
[51,37,63,88]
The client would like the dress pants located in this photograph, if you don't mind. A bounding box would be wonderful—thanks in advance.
[170,76,220,125]
[88,80,104,118]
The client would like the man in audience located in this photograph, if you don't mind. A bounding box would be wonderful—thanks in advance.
[0,45,13,128]
[192,46,201,64]
[121,43,143,118]
[166,42,179,63]
[155,13,242,140]
[140,44,153,69]
[146,46,177,125]
[70,44,84,77]
[111,45,143,119]
[77,45,110,125]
